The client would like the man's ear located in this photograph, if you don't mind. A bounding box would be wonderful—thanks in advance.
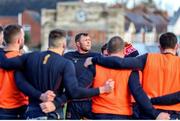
[17,39,20,44]
[175,44,179,52]
[13,38,19,45]
[17,37,21,44]
[62,42,66,50]
[76,41,80,47]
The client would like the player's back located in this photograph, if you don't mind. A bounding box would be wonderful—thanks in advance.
[23,50,69,99]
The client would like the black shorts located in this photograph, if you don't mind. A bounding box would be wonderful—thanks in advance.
[66,100,94,119]
[0,105,27,119]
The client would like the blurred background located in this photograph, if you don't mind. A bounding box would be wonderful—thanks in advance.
[0,0,179,55]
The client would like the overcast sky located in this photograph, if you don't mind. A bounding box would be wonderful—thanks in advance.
[84,0,180,16]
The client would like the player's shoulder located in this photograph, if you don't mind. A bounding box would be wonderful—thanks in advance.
[88,51,101,57]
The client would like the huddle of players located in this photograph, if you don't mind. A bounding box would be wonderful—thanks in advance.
[0,24,179,120]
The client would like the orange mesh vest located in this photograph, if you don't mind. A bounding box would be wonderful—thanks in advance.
[0,51,28,109]
[92,65,132,115]
[142,53,180,111]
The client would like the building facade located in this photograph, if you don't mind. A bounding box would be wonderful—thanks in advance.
[41,1,125,50]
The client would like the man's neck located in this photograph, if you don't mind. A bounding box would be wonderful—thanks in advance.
[162,49,176,55]
[110,52,124,58]
[77,48,89,54]
[4,44,19,52]
[48,48,63,55]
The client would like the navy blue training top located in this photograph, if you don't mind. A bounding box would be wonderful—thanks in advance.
[64,51,100,101]
[64,51,100,81]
